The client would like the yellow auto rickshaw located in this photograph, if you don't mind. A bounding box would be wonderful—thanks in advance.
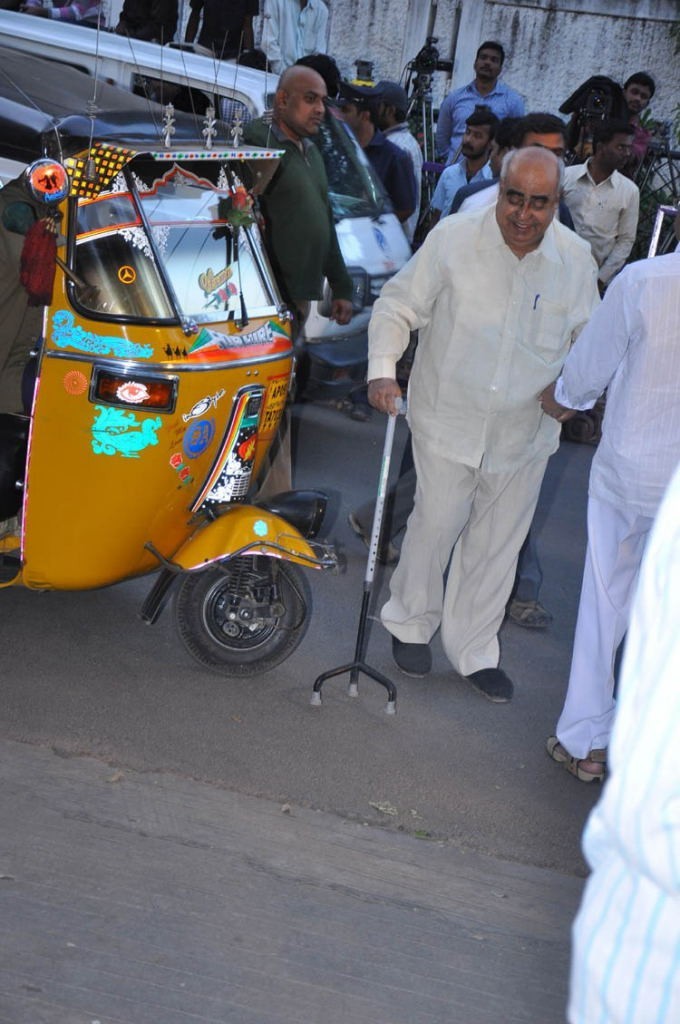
[0,65,335,675]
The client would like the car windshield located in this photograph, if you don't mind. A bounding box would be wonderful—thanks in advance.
[315,108,390,220]
[73,163,280,324]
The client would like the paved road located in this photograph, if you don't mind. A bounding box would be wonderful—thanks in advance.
[1,400,603,1021]
[1,401,600,874]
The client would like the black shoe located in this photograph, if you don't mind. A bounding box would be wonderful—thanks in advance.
[347,512,399,565]
[465,668,514,703]
[392,636,431,677]
[349,404,372,422]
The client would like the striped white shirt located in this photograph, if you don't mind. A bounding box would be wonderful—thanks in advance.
[569,460,680,1023]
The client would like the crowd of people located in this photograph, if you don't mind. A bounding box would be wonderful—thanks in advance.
[0,12,678,1019]
[227,38,677,1024]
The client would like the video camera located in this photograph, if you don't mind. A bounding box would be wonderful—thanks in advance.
[409,37,453,77]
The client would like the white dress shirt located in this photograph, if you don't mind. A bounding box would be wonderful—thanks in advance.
[563,162,639,285]
[569,460,680,1024]
[368,204,599,472]
[260,0,328,74]
[555,252,680,516]
[384,123,422,243]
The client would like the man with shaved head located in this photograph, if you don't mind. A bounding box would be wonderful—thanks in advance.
[244,66,352,327]
[367,147,599,701]
[244,66,352,491]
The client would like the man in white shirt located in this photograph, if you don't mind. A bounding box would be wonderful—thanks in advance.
[366,148,599,702]
[568,461,680,1024]
[260,0,328,75]
[541,252,680,779]
[563,119,639,290]
[429,106,496,225]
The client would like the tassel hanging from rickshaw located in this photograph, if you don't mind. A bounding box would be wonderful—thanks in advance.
[20,217,57,306]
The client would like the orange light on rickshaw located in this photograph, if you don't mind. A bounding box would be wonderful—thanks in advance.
[25,158,70,204]
[91,369,178,413]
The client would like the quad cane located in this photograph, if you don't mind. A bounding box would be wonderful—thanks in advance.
[311,399,405,714]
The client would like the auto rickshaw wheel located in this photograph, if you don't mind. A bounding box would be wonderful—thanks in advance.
[175,555,311,675]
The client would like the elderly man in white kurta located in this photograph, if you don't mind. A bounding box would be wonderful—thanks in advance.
[541,251,680,779]
[367,148,599,702]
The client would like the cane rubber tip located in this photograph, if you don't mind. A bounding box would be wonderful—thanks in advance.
[385,700,397,715]
[310,692,322,707]
[348,683,359,698]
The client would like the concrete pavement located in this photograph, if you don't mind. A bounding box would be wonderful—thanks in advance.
[0,400,602,1021]
[1,738,579,1022]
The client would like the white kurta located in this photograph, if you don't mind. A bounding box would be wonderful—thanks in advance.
[569,462,680,1024]
[554,253,680,757]
[368,205,599,674]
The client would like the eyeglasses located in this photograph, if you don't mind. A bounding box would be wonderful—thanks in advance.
[502,188,555,212]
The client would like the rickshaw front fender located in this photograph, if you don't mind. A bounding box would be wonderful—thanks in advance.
[171,505,334,573]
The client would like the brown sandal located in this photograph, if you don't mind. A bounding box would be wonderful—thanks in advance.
[546,736,606,783]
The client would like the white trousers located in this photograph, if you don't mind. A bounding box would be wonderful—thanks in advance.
[381,437,548,676]
[556,495,653,759]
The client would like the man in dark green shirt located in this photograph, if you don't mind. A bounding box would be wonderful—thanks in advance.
[244,65,352,326]
[244,66,352,495]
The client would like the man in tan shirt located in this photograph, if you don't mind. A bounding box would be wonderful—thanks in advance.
[367,148,599,701]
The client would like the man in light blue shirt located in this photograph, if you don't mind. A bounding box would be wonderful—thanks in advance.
[430,106,497,223]
[435,40,524,163]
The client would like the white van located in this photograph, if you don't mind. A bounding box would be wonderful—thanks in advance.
[0,11,412,397]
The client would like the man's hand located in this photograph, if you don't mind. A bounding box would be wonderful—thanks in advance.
[368,378,402,415]
[329,298,352,325]
[539,382,576,422]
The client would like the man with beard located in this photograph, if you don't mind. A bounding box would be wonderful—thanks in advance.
[435,40,524,163]
[429,105,497,225]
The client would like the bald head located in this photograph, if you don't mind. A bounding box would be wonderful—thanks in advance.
[496,147,562,259]
[274,66,327,141]
[500,146,562,192]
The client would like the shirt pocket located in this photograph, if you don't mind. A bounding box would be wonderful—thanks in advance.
[522,298,570,365]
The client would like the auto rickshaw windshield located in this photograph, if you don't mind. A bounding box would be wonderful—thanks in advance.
[73,162,280,325]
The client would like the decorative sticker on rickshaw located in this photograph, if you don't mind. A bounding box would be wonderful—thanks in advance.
[260,375,290,435]
[186,320,289,360]
[118,265,137,285]
[182,418,216,460]
[182,389,226,422]
[51,311,154,360]
[199,266,237,311]
[116,381,150,404]
[169,452,193,486]
[253,520,269,537]
[90,406,162,458]
[63,370,89,396]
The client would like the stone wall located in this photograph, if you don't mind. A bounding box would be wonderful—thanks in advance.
[254,0,678,126]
